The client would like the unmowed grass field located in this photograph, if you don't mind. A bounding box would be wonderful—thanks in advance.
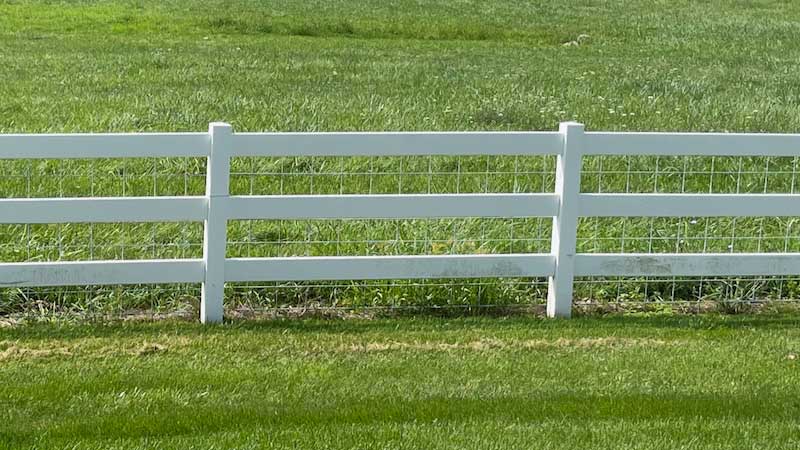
[3,2,800,448]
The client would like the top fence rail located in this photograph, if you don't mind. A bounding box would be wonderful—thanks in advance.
[232,132,562,156]
[585,132,800,156]
[0,133,209,159]
[4,129,800,159]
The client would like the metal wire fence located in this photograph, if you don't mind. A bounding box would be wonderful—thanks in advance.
[2,152,799,315]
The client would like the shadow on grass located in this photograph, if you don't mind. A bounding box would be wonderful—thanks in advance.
[6,392,800,445]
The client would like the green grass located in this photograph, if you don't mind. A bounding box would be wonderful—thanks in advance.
[2,314,800,449]
[3,0,800,133]
[3,0,800,313]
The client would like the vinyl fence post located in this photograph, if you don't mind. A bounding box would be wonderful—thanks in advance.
[547,122,584,318]
[201,122,232,324]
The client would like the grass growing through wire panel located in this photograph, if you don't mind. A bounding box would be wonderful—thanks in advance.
[2,315,800,449]
[4,0,800,312]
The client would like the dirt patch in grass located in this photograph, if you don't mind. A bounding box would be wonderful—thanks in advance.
[132,342,168,356]
[0,344,73,361]
[340,337,676,353]
[0,337,188,361]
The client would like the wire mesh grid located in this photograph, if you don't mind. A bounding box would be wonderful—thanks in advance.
[225,155,554,310]
[0,157,206,315]
[1,153,800,315]
[577,154,800,304]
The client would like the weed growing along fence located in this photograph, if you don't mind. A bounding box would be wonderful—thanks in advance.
[2,122,800,322]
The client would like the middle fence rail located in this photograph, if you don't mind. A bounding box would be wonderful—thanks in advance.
[2,122,800,322]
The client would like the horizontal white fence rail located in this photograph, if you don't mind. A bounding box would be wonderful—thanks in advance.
[0,260,204,287]
[2,122,800,323]
[226,254,556,282]
[227,194,559,219]
[0,197,207,223]
[232,132,562,156]
[0,133,209,159]
[578,194,800,217]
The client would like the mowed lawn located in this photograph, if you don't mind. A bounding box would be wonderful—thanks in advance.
[2,315,800,449]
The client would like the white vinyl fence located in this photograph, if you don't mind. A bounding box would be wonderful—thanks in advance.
[3,122,800,322]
